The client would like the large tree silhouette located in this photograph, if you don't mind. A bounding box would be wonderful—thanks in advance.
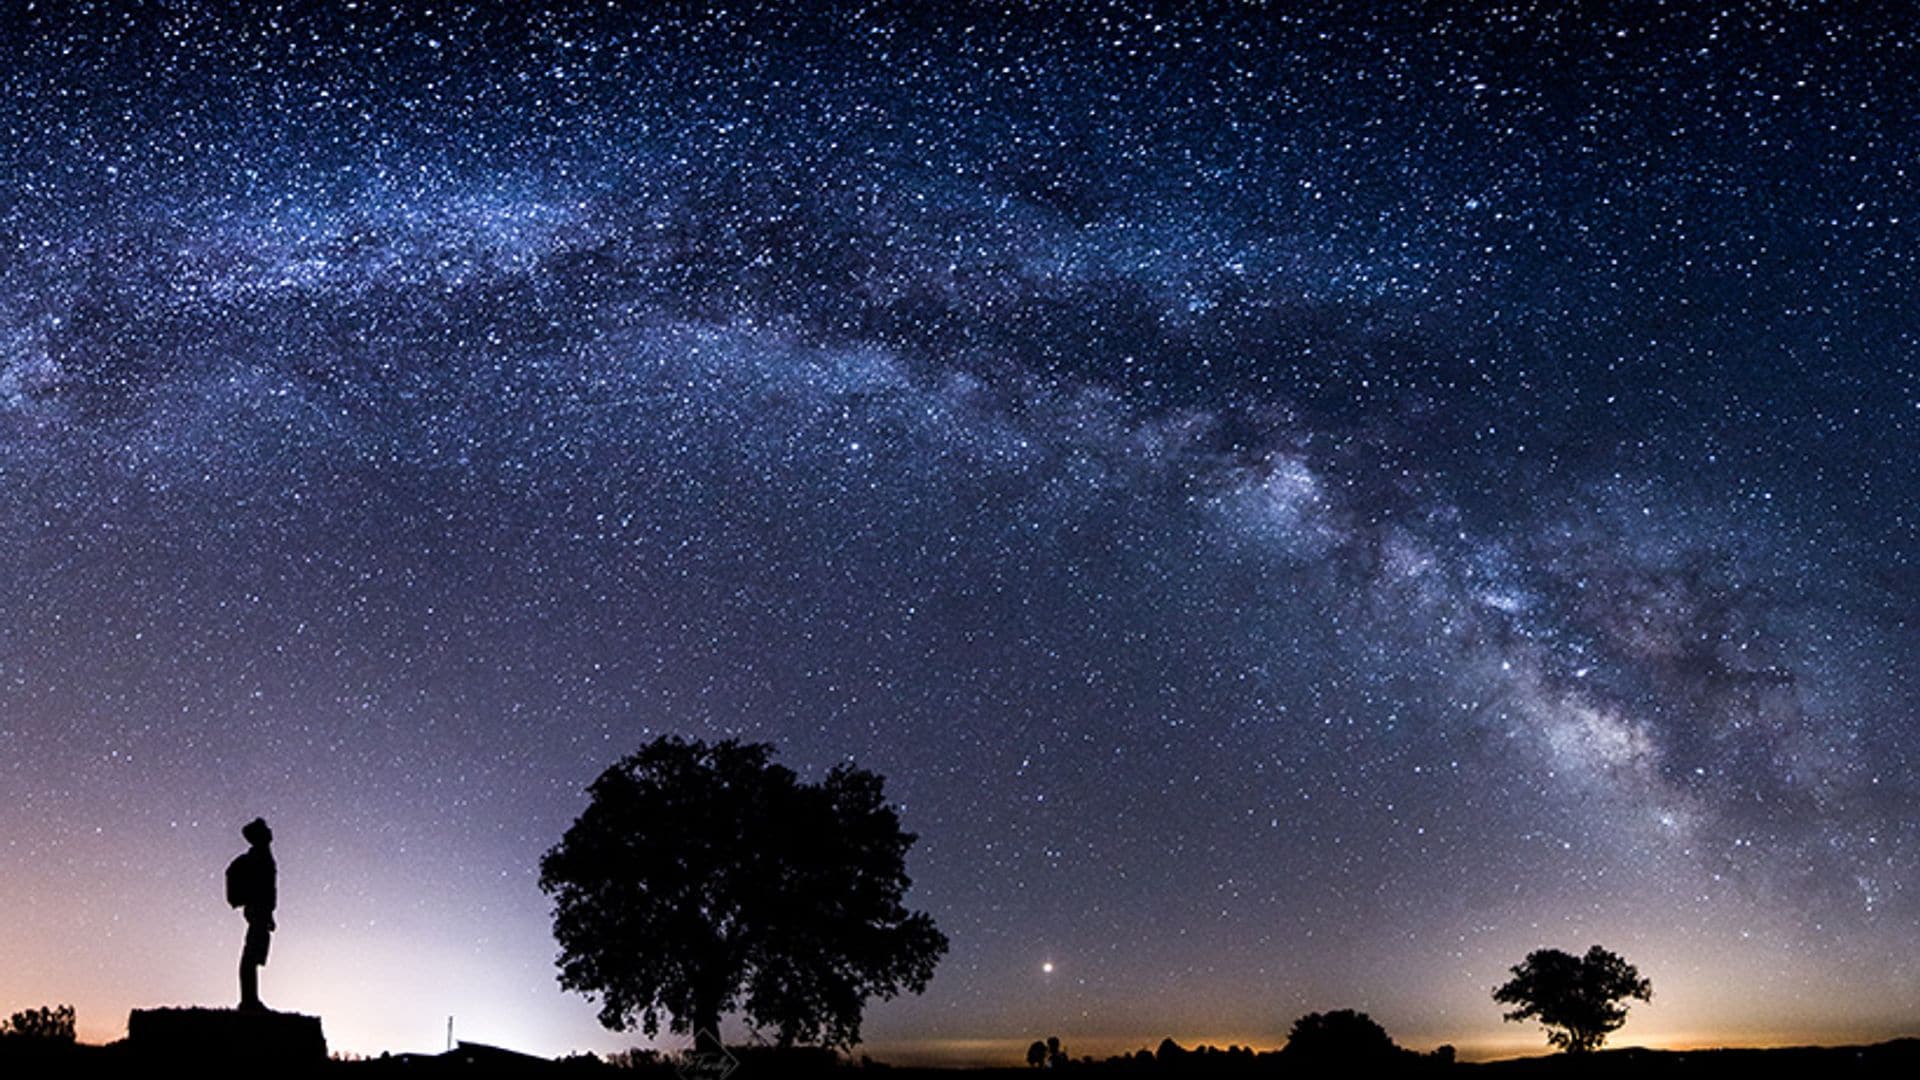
[1493,945,1652,1053]
[538,736,947,1052]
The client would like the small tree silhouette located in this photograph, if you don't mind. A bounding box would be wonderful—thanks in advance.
[1,1005,75,1044]
[1493,945,1652,1053]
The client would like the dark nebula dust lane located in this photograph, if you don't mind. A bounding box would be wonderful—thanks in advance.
[1,2,1915,1060]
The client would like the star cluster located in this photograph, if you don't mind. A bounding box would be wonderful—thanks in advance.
[1,1,1915,1061]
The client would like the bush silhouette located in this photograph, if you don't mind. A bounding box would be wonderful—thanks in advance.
[1283,1010,1399,1063]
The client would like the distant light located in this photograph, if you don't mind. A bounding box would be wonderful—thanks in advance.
[1041,961,1054,974]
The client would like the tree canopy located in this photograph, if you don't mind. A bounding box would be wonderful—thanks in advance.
[538,736,948,1050]
[1492,945,1652,1053]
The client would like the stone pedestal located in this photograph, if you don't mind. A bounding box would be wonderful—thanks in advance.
[127,1007,327,1067]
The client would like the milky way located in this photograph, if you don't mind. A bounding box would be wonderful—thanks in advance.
[1,2,1915,1061]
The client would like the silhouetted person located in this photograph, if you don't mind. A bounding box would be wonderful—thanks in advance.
[226,817,277,1011]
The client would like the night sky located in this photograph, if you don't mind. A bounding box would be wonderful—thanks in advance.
[2,1,1916,1063]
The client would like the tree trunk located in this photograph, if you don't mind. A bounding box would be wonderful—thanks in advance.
[692,1000,724,1059]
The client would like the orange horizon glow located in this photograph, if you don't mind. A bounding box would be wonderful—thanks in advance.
[11,889,1918,1065]
[16,948,1920,1067]
[14,899,1920,1063]
[858,1025,1920,1069]
[32,1022,1920,1066]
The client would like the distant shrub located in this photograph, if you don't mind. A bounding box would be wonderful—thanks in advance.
[1023,1037,1073,1068]
[1283,1009,1399,1063]
[605,1046,667,1070]
[728,1043,843,1076]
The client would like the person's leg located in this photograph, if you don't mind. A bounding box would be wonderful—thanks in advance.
[240,955,260,1009]
[240,921,270,1009]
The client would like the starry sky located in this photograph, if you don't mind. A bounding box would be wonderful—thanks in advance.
[2,0,1916,1063]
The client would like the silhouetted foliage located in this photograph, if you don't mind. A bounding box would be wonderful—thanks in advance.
[538,736,948,1051]
[730,1043,844,1074]
[602,1047,665,1070]
[1493,945,1652,1053]
[1027,1037,1072,1068]
[1283,1010,1399,1064]
[1,1004,75,1043]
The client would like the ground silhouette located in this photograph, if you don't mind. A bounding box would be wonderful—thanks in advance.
[4,1020,1920,1078]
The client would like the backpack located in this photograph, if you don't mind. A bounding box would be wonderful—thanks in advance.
[225,853,249,908]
